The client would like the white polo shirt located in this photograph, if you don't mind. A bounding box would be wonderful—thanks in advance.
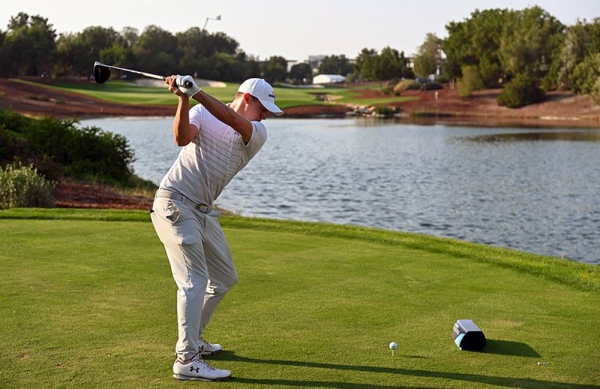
[159,104,268,205]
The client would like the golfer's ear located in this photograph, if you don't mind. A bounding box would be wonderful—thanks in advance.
[243,93,252,103]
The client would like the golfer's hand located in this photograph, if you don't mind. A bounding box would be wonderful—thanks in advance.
[177,75,201,97]
[166,76,186,98]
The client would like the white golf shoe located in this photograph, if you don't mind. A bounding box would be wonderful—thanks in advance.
[199,337,223,356]
[172,353,231,381]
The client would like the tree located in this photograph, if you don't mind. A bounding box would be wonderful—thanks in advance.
[355,48,376,71]
[261,56,287,83]
[317,54,353,76]
[175,28,242,79]
[120,27,139,48]
[133,25,178,76]
[0,30,5,74]
[377,46,411,80]
[557,18,600,90]
[468,9,507,87]
[355,47,411,81]
[289,62,312,84]
[499,7,564,82]
[54,32,87,78]
[413,33,442,79]
[570,53,600,96]
[443,8,507,86]
[100,43,135,70]
[357,48,379,80]
[229,51,261,82]
[443,6,565,93]
[0,13,56,76]
[74,26,125,79]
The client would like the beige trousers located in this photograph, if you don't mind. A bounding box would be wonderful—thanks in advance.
[151,197,238,359]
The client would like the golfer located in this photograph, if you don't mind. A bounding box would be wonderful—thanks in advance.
[151,75,283,381]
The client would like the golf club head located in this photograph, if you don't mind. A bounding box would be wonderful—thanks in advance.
[93,61,111,84]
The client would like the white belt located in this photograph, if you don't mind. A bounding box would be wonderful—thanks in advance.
[155,189,213,214]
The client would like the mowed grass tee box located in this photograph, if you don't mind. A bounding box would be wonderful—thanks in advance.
[1,209,599,388]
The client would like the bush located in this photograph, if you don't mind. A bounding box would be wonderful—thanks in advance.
[374,106,400,116]
[381,85,394,95]
[393,80,420,94]
[0,111,135,183]
[457,66,483,97]
[0,109,33,134]
[421,82,444,91]
[435,74,449,84]
[497,73,546,108]
[0,162,55,209]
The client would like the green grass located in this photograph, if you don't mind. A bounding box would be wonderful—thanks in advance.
[1,208,599,388]
[13,79,414,109]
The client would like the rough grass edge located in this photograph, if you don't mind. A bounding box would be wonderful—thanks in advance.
[1,208,598,293]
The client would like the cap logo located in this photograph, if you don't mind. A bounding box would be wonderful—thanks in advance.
[269,93,275,98]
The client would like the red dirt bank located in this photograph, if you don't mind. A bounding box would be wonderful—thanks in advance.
[1,78,599,210]
[2,78,599,122]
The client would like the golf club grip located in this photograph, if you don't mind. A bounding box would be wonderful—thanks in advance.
[177,80,193,88]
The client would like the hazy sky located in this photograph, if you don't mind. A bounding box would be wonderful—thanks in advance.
[2,0,599,60]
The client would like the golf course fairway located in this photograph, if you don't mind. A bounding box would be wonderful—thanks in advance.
[1,208,598,388]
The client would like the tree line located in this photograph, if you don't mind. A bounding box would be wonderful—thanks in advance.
[0,11,414,85]
[413,7,600,106]
[0,7,599,106]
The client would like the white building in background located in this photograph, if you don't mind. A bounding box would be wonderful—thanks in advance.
[308,55,327,70]
[313,74,346,84]
[286,60,304,72]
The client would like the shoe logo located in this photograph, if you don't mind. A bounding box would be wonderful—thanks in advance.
[190,366,200,373]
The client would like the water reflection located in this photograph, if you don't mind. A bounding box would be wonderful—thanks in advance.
[465,131,600,142]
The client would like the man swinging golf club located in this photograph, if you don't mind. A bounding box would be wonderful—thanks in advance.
[151,75,283,381]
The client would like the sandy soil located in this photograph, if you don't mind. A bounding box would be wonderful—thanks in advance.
[1,78,599,209]
[2,78,599,122]
[0,78,175,118]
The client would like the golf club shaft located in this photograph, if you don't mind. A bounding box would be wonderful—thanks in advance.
[95,62,165,81]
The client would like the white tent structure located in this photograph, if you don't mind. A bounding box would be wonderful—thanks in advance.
[313,74,346,85]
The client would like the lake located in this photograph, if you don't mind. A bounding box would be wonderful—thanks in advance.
[81,117,600,266]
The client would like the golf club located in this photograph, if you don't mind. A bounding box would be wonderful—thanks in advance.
[93,61,192,87]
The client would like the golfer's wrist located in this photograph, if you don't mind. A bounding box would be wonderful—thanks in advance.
[188,85,201,98]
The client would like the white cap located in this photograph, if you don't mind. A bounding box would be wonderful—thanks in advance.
[238,78,283,116]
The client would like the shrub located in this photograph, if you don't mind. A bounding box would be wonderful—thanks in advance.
[497,73,546,108]
[457,66,483,97]
[381,85,393,95]
[421,82,444,91]
[393,80,420,94]
[374,106,400,116]
[0,108,33,134]
[0,162,55,209]
[27,95,49,101]
[435,74,449,84]
[0,110,135,183]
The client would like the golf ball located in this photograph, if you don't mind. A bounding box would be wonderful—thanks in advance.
[389,342,398,350]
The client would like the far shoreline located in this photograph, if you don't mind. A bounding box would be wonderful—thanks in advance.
[2,78,599,129]
[78,112,600,130]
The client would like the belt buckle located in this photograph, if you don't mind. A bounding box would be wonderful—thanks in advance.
[196,203,211,213]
